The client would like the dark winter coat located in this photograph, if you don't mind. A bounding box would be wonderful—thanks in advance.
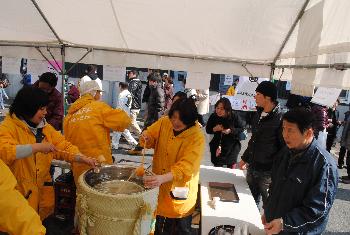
[67,85,80,104]
[265,140,338,234]
[145,84,165,128]
[311,104,328,137]
[164,84,174,110]
[206,112,245,167]
[34,82,63,131]
[128,78,142,110]
[241,103,283,171]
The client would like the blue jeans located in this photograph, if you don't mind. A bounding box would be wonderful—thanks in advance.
[246,168,272,207]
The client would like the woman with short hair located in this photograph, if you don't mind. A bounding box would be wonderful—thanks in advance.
[141,98,205,235]
[0,86,96,221]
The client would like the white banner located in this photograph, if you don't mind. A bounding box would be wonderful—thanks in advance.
[224,76,269,111]
[311,87,341,107]
[103,65,126,82]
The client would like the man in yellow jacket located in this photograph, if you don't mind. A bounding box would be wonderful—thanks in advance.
[141,98,205,235]
[0,159,46,235]
[0,86,96,221]
[64,80,131,183]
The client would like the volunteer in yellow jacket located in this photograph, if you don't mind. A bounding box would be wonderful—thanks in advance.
[0,159,46,235]
[0,86,96,221]
[64,80,131,183]
[140,97,205,235]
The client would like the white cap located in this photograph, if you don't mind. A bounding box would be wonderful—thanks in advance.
[79,80,104,96]
[162,73,168,77]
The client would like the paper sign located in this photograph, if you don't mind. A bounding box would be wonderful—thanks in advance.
[222,76,269,111]
[311,87,341,107]
[285,81,292,91]
[103,65,126,82]
[224,75,234,86]
[186,71,211,90]
[2,57,21,74]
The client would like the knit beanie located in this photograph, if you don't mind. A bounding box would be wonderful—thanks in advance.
[255,81,277,101]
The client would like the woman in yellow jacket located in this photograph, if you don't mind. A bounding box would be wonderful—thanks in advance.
[64,80,131,183]
[0,86,96,221]
[141,97,205,235]
[0,159,46,235]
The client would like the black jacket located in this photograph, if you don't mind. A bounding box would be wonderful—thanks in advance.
[145,84,165,127]
[265,140,338,234]
[206,112,245,166]
[241,103,283,171]
[128,78,142,110]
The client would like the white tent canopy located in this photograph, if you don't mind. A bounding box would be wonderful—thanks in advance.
[1,0,350,95]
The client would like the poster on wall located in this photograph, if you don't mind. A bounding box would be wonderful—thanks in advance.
[311,87,341,107]
[103,65,126,82]
[186,71,211,90]
[2,57,21,74]
[224,75,234,86]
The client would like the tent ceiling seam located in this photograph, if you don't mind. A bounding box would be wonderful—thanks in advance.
[29,0,63,44]
[109,0,129,49]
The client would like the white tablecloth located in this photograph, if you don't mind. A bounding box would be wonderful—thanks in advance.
[200,165,265,235]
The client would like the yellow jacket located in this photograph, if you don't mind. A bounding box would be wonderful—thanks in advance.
[64,94,131,182]
[0,159,46,235]
[0,114,80,220]
[141,117,205,218]
[226,86,236,96]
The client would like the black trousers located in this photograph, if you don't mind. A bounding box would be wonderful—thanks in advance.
[326,134,336,152]
[339,146,350,176]
[154,214,192,235]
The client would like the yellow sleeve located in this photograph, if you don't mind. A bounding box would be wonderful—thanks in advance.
[101,104,131,132]
[226,86,235,96]
[170,132,205,182]
[0,123,18,165]
[46,125,80,162]
[0,160,46,235]
[139,117,164,149]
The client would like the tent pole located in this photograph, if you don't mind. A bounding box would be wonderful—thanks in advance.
[29,0,63,44]
[35,47,60,74]
[274,63,350,70]
[61,45,66,117]
[272,0,311,65]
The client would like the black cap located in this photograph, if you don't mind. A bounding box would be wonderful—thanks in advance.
[255,81,277,101]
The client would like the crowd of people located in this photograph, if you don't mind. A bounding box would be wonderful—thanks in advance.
[0,67,345,235]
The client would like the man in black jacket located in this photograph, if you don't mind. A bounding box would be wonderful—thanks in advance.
[263,108,338,235]
[128,70,142,135]
[239,81,283,207]
[145,73,165,128]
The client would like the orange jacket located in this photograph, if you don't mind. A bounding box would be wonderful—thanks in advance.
[141,117,205,218]
[0,114,80,220]
[0,159,46,235]
[64,94,131,182]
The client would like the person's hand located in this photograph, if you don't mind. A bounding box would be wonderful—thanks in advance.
[239,160,247,170]
[261,213,267,225]
[141,132,151,143]
[32,143,57,154]
[77,155,98,168]
[143,175,165,188]
[264,218,283,235]
[213,125,223,132]
[222,129,231,135]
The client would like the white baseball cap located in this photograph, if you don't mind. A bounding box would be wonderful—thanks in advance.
[79,80,104,96]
